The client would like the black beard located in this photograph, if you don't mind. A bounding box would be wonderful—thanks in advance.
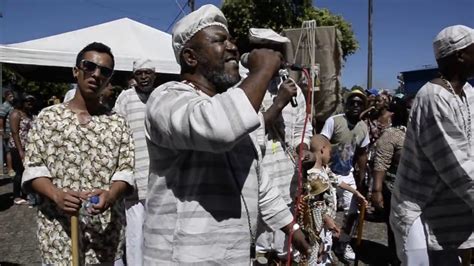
[203,69,241,93]
[197,54,241,93]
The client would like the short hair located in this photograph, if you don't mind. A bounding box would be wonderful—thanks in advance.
[75,42,115,69]
[388,97,409,127]
[310,134,330,153]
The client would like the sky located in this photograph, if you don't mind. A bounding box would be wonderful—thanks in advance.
[0,0,473,90]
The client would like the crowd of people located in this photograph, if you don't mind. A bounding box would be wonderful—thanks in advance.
[1,4,472,266]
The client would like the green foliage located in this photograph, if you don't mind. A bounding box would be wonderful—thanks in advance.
[1,66,16,87]
[1,65,70,102]
[300,7,359,60]
[221,0,358,60]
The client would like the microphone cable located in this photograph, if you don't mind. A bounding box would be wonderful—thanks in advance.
[286,67,314,265]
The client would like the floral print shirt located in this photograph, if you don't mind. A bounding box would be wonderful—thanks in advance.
[373,126,406,191]
[22,104,135,265]
[8,110,34,149]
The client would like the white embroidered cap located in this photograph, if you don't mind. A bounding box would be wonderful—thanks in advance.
[433,25,474,60]
[133,58,155,72]
[172,4,228,63]
[249,28,290,44]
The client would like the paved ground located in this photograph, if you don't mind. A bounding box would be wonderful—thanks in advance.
[0,175,41,266]
[0,175,391,265]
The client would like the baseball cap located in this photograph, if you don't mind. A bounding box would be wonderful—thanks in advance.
[433,25,474,60]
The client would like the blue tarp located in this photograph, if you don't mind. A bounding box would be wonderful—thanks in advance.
[401,67,474,96]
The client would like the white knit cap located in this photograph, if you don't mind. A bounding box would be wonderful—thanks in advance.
[133,58,155,72]
[249,28,290,44]
[172,4,228,63]
[433,25,474,60]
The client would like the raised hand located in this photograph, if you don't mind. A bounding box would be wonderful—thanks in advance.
[274,79,297,108]
[246,48,283,77]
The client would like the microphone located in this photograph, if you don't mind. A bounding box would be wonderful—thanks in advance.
[240,53,305,71]
[278,70,298,107]
[240,53,299,107]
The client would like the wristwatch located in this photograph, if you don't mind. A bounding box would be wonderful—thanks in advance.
[292,223,300,232]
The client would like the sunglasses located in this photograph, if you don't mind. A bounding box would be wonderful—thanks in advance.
[78,60,114,78]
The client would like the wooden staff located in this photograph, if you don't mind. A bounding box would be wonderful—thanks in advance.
[356,203,366,247]
[354,203,366,266]
[461,249,472,266]
[71,215,80,266]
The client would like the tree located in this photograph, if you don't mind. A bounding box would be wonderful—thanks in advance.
[221,0,358,60]
[1,65,70,106]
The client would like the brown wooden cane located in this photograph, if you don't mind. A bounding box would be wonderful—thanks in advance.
[461,248,472,266]
[356,203,366,247]
[71,215,80,266]
[354,203,366,266]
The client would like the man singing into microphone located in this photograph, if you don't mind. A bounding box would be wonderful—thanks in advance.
[242,28,313,261]
[142,5,310,265]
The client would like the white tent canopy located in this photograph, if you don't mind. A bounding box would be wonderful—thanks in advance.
[0,18,180,74]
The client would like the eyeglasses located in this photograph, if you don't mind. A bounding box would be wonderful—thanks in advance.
[78,60,114,78]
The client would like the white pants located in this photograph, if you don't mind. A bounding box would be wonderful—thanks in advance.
[125,200,145,266]
[256,227,287,256]
[316,229,334,265]
[395,217,465,266]
[43,260,123,266]
[336,172,358,215]
[256,225,301,260]
[396,217,429,266]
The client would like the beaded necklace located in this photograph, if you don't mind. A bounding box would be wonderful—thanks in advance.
[441,78,472,143]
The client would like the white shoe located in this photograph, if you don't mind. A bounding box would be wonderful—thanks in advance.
[8,169,16,177]
[342,243,356,261]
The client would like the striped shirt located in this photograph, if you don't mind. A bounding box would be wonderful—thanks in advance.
[114,88,150,200]
[390,81,474,251]
[0,101,13,137]
[143,81,293,265]
[260,80,312,204]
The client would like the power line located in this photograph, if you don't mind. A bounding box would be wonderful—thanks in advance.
[165,0,188,32]
[84,0,190,33]
[83,0,163,22]
[165,10,184,32]
[175,0,187,15]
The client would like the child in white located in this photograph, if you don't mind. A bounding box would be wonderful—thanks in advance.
[305,135,368,265]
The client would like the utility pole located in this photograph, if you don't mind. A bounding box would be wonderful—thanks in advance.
[367,0,373,90]
[0,8,3,170]
[188,0,195,11]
